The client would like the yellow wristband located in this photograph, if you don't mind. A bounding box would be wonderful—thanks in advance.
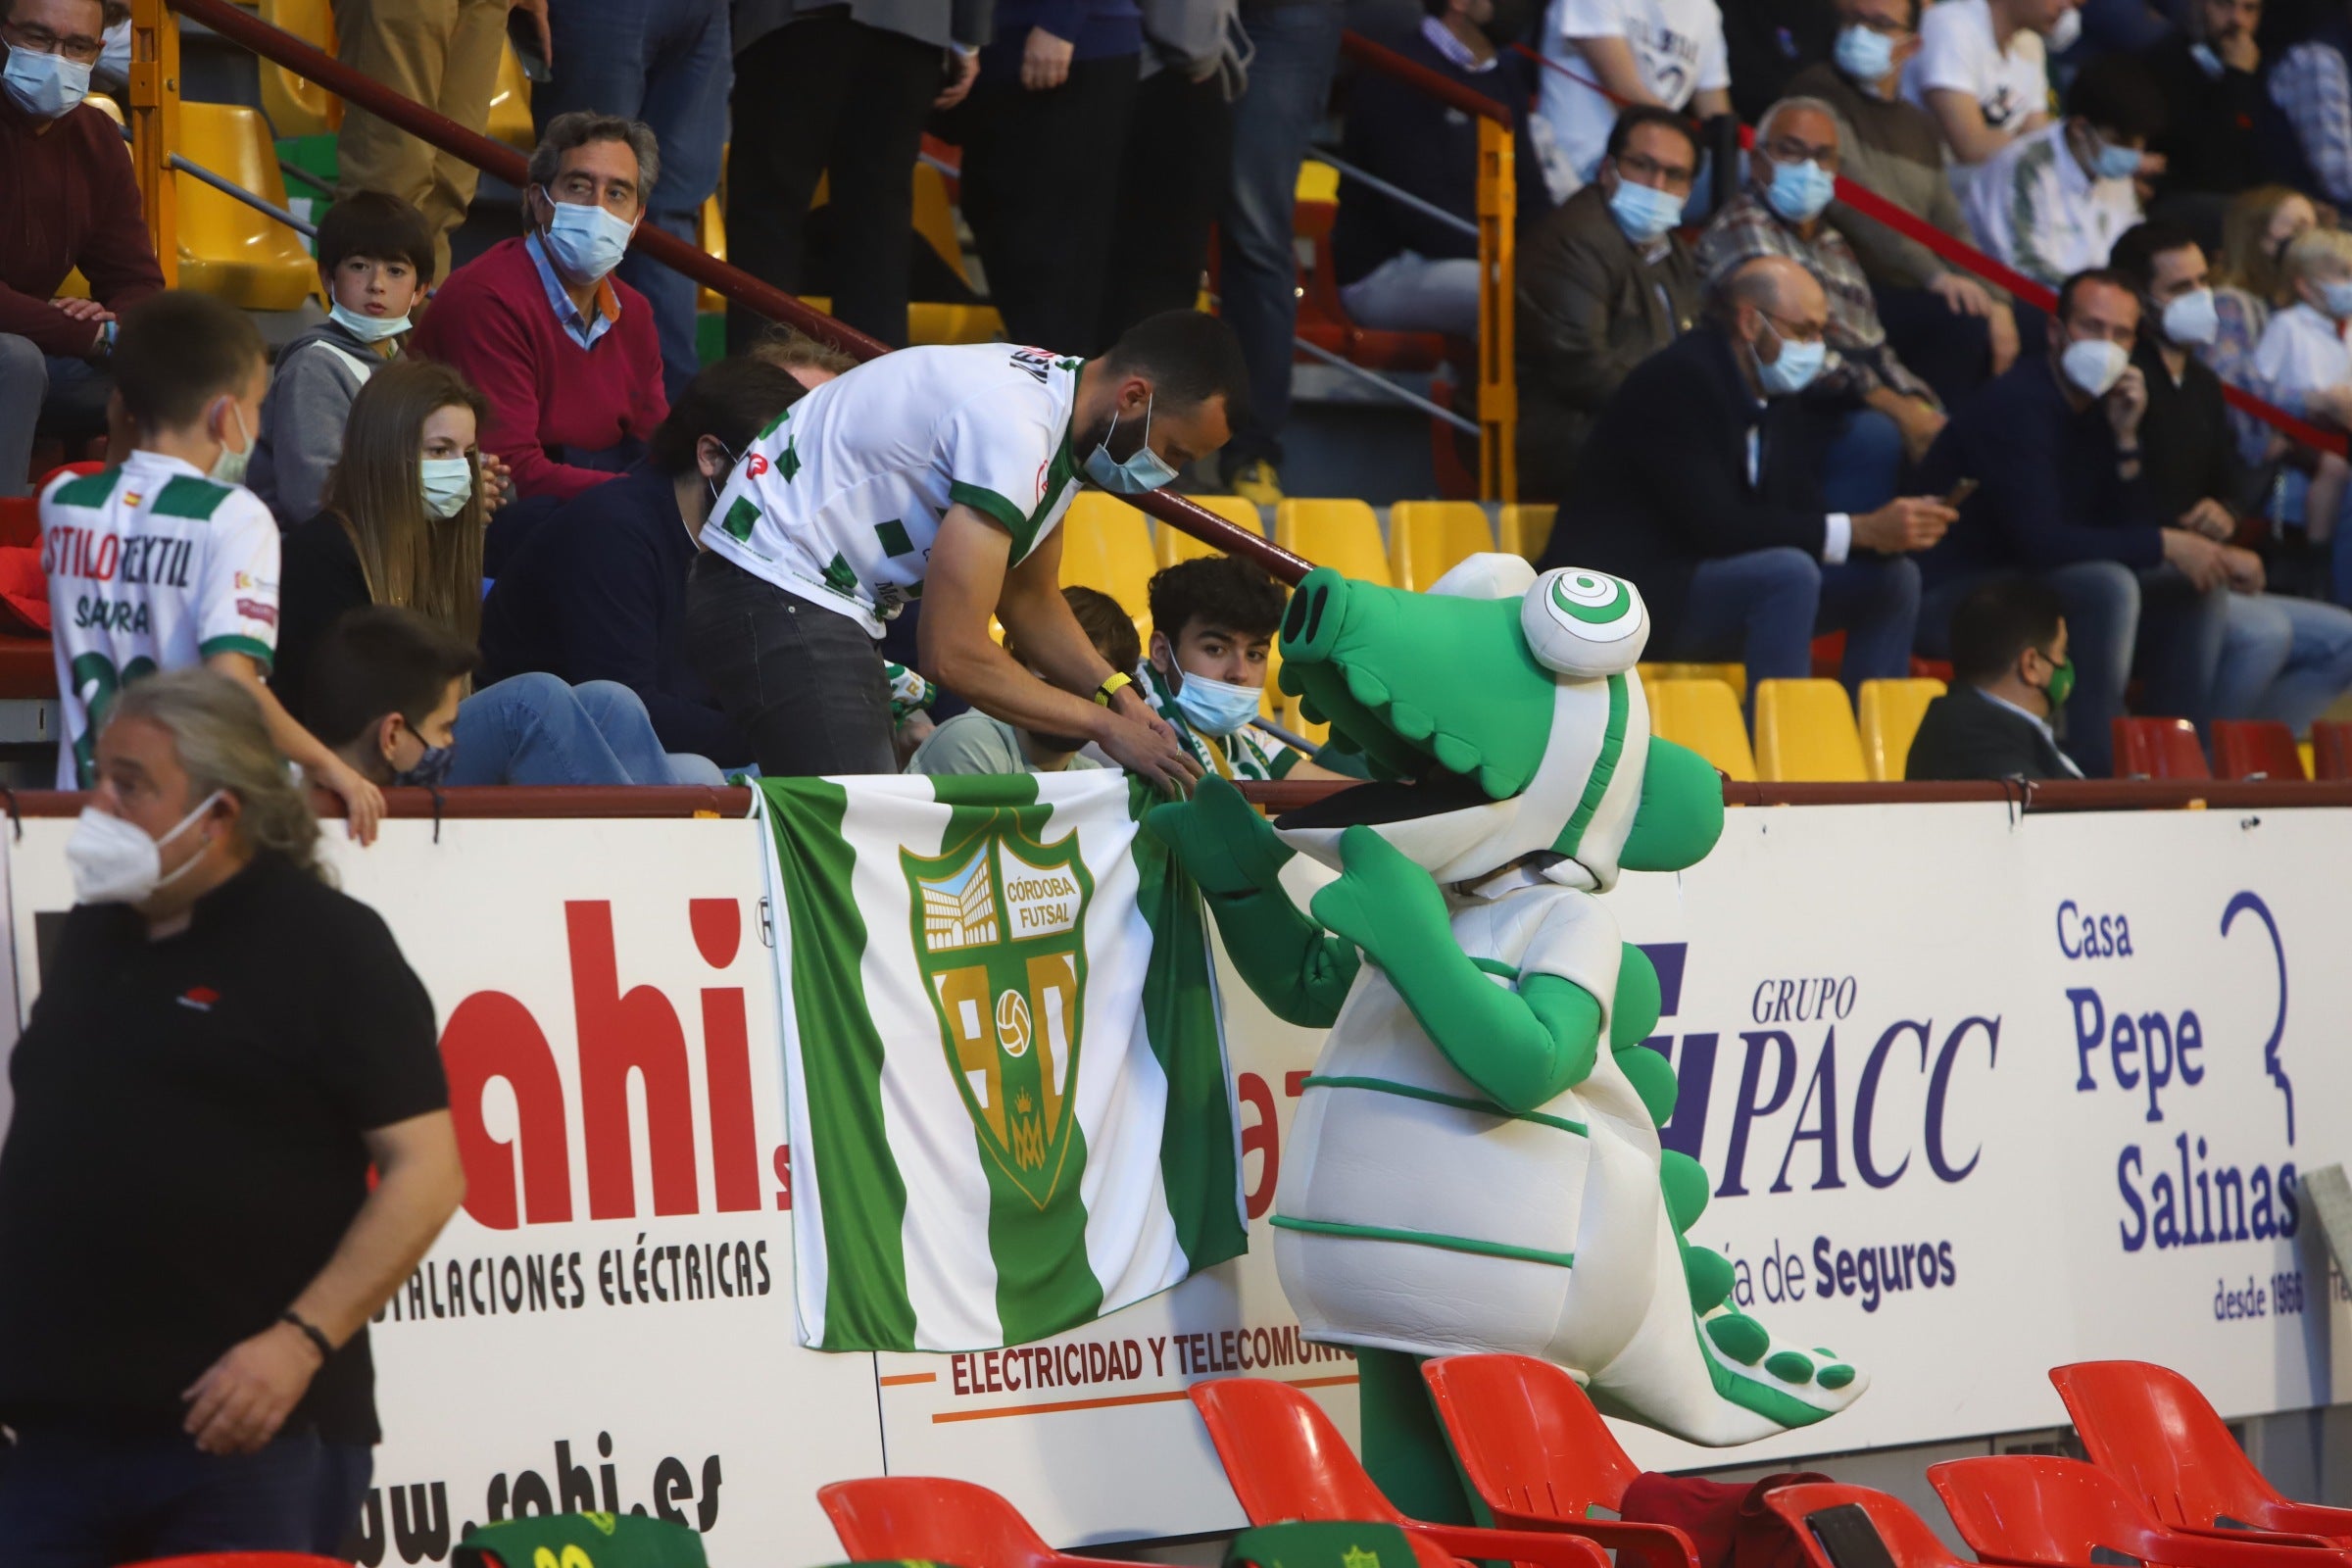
[1094,672,1134,707]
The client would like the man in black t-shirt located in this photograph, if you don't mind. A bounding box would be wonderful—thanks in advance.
[0,669,463,1562]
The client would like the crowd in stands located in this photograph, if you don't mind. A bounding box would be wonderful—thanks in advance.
[8,0,2352,853]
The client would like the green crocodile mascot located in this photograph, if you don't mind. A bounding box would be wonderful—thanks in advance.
[1146,555,1864,1512]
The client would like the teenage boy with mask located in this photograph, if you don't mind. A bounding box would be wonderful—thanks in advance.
[1517,105,1703,499]
[1915,268,2234,775]
[687,309,1245,784]
[1963,54,2164,291]
[907,586,1136,775]
[410,112,668,501]
[39,290,384,837]
[1904,574,2085,778]
[1134,554,1348,781]
[250,192,434,527]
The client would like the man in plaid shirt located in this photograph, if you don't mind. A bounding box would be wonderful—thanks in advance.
[1699,96,1947,507]
[2271,18,2352,208]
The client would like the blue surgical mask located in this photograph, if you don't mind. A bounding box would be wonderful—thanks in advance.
[1834,24,1896,81]
[419,456,473,518]
[1608,176,1686,244]
[393,742,457,788]
[329,299,411,343]
[2,43,91,119]
[210,401,254,486]
[2321,279,2352,320]
[1170,667,1264,737]
[539,192,634,283]
[1082,397,1180,494]
[1757,319,1828,395]
[1764,157,1837,223]
[2090,133,2141,180]
[97,18,129,88]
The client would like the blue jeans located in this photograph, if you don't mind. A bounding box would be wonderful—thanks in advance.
[1217,0,1345,472]
[1671,546,1923,697]
[450,673,725,785]
[2213,592,2352,732]
[1818,408,1904,515]
[1922,562,2228,777]
[0,1424,370,1566]
[533,0,731,403]
[0,336,114,499]
[1339,252,1483,338]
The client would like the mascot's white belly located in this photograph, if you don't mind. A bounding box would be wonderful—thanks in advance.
[1272,882,1677,1380]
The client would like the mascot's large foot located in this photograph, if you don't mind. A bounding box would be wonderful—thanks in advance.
[1692,1303,1867,1432]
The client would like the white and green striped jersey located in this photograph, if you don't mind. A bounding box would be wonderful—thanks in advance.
[758,769,1246,1351]
[1136,660,1301,783]
[39,453,281,788]
[704,344,1084,638]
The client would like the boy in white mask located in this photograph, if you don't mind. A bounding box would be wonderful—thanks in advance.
[249,192,432,526]
[1134,555,1347,782]
[38,290,384,838]
[2253,227,2352,559]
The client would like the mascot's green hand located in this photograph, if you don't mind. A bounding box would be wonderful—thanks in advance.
[1308,823,1454,969]
[1144,774,1295,896]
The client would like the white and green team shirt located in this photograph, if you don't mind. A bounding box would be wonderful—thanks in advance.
[1136,660,1301,782]
[702,343,1085,637]
[40,453,281,788]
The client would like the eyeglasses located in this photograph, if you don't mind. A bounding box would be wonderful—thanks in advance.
[1763,136,1841,167]
[1760,309,1829,344]
[1,19,106,64]
[1616,149,1697,190]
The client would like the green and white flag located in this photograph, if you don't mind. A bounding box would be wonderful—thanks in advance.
[757,771,1248,1352]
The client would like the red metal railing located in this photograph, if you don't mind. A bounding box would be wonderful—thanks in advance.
[154,0,1316,581]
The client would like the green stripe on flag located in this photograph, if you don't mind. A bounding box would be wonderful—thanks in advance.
[760,777,917,1351]
[1129,778,1249,1278]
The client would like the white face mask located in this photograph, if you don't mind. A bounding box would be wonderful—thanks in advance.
[96,17,129,86]
[328,299,412,343]
[2161,286,2220,347]
[210,401,254,486]
[2061,336,2129,397]
[66,790,222,906]
[419,455,473,518]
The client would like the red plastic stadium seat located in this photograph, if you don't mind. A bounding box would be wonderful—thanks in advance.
[2310,722,2352,780]
[0,496,37,549]
[1929,1456,2352,1568]
[2211,721,2307,781]
[2112,717,2210,779]
[1421,1354,1698,1568]
[818,1476,1137,1568]
[1763,1481,1979,1568]
[2051,1361,2352,1543]
[1186,1376,1613,1568]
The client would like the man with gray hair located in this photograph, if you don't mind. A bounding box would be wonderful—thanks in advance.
[1698,94,1948,509]
[410,110,669,501]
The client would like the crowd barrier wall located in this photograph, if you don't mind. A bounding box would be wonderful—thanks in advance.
[0,797,2347,1563]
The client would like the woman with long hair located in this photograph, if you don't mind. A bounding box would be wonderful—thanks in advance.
[274,362,721,786]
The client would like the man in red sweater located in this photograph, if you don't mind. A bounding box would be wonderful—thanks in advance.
[0,0,165,497]
[410,111,668,501]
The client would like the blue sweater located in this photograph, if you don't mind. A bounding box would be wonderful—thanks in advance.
[1915,355,2165,589]
[478,466,750,768]
[980,0,1142,75]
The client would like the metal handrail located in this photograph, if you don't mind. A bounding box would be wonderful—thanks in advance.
[140,0,1314,581]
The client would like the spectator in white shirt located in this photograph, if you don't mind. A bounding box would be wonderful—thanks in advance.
[1535,0,1731,200]
[1963,54,2163,289]
[1904,0,2076,177]
[2253,227,2352,573]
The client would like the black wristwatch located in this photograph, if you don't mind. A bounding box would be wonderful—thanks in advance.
[280,1310,335,1362]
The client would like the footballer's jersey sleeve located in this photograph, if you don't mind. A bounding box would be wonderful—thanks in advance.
[940,348,1084,564]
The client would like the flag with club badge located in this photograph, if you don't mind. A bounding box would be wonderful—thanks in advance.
[756,770,1248,1352]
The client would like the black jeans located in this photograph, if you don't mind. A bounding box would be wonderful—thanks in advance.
[1098,66,1234,346]
[685,554,898,776]
[725,14,945,351]
[957,52,1141,354]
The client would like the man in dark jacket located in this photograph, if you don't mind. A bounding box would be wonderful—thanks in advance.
[1516,105,1702,499]
[480,356,808,770]
[1539,254,1954,692]
[1906,574,2083,778]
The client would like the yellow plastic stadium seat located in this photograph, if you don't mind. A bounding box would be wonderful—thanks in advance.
[696,192,726,315]
[1298,160,1340,205]
[1752,678,1867,783]
[258,0,341,136]
[912,162,975,291]
[1498,503,1556,562]
[1157,494,1263,566]
[487,42,534,153]
[1276,499,1390,587]
[1646,679,1754,783]
[1857,677,1945,782]
[1684,662,1745,702]
[1058,493,1158,620]
[173,102,320,311]
[1388,501,1494,591]
[800,297,1004,345]
[1261,641,1282,721]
